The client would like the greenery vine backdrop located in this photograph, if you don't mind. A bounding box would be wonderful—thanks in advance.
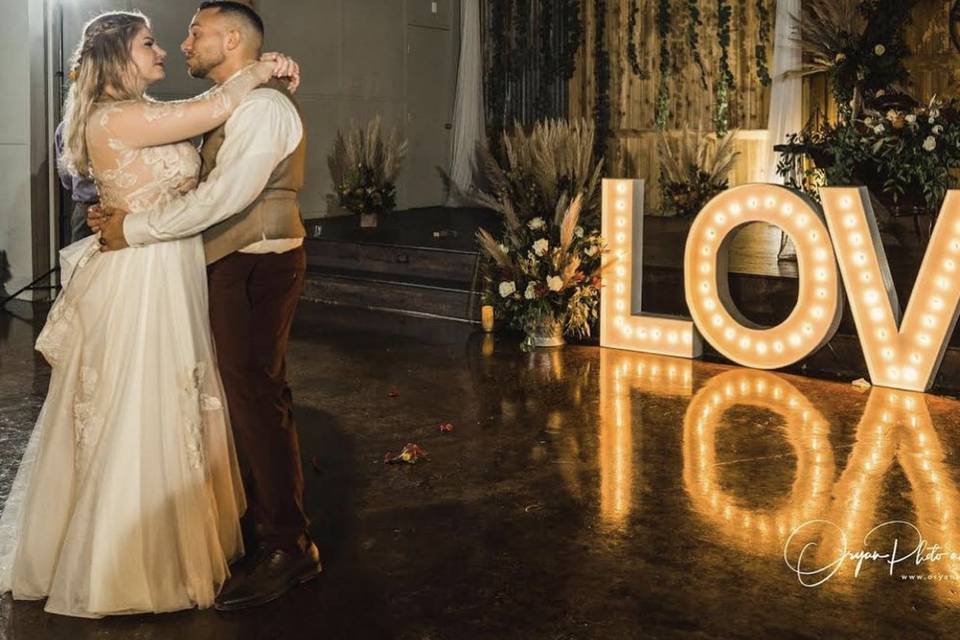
[754,0,771,86]
[482,1,775,167]
[483,0,583,146]
[594,0,611,162]
[654,0,672,129]
[687,0,708,91]
[626,0,647,78]
[714,0,734,135]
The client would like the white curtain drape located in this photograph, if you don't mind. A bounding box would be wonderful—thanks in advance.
[759,0,802,184]
[445,0,485,206]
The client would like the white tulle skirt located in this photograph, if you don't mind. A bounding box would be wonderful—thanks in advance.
[0,235,245,618]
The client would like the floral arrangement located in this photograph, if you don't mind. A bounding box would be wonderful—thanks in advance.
[659,127,739,218]
[466,119,606,344]
[859,97,960,210]
[478,195,605,343]
[777,96,960,214]
[327,116,407,216]
[791,0,915,118]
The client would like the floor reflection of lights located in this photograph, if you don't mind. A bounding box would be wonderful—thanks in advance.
[682,369,835,556]
[598,348,960,603]
[599,350,693,531]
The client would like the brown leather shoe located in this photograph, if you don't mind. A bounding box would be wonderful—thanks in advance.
[214,542,321,611]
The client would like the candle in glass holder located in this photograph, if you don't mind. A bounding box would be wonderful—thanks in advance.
[481,305,494,332]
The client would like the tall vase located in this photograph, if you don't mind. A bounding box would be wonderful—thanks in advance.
[359,212,378,229]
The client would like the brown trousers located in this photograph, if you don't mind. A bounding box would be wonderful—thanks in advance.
[208,246,308,549]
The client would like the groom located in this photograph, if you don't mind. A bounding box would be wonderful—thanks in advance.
[95,1,317,611]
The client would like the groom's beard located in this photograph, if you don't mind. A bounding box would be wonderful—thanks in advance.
[185,53,225,80]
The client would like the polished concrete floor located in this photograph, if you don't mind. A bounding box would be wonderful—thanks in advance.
[3,300,960,638]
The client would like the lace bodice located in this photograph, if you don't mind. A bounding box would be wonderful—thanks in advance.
[84,64,267,214]
[91,119,201,213]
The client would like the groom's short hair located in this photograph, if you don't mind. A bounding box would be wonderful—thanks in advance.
[198,2,265,40]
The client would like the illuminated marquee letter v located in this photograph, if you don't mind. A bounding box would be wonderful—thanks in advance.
[600,179,702,357]
[822,187,960,392]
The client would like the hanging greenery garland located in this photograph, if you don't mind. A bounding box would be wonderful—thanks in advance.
[593,0,611,162]
[654,0,671,129]
[686,0,708,90]
[512,0,531,81]
[755,0,771,86]
[626,0,647,78]
[714,0,734,135]
[537,0,555,114]
[560,0,584,80]
[487,0,508,144]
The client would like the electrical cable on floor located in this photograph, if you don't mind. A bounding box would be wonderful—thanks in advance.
[1,268,59,311]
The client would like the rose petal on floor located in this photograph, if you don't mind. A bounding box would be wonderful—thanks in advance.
[385,442,428,464]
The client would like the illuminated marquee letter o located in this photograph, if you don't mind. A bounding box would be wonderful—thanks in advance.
[684,185,844,369]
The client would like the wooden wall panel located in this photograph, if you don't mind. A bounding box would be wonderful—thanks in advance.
[571,1,960,212]
[570,0,774,211]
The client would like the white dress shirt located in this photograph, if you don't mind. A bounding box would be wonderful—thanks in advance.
[123,87,304,254]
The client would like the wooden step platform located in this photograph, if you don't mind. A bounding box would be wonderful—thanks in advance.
[299,207,960,389]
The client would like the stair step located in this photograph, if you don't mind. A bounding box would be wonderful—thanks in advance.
[303,267,481,322]
[305,238,480,285]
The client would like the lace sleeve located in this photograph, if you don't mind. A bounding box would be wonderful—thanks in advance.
[91,63,266,150]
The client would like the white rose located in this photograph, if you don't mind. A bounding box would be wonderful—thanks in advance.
[574,226,584,238]
[498,281,516,298]
[874,44,886,56]
[923,136,937,152]
[934,124,944,135]
[886,110,898,122]
[527,217,545,230]
[864,116,875,126]
[546,275,564,292]
[524,282,538,300]
[873,125,885,134]
[929,117,936,125]
[533,238,549,256]
[905,114,917,124]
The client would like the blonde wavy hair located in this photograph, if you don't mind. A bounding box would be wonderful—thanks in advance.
[60,11,150,178]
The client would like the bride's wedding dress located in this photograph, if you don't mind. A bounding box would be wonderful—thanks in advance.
[0,65,267,618]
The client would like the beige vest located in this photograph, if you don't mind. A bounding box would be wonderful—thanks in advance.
[200,79,307,265]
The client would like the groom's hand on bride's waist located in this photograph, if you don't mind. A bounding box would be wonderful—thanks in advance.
[93,206,130,252]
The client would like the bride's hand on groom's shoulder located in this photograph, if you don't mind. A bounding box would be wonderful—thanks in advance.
[260,52,301,93]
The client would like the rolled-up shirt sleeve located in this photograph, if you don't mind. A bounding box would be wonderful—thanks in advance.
[123,89,302,247]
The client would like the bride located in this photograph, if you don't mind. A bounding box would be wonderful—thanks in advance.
[0,11,298,618]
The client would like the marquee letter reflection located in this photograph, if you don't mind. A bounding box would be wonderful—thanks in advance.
[599,349,693,530]
[682,369,836,555]
[812,388,960,601]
